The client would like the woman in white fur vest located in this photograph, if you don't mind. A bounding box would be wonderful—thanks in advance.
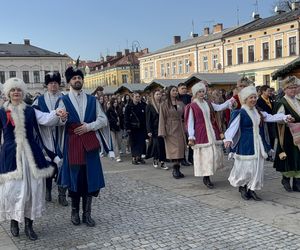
[0,78,67,240]
[185,82,234,188]
[224,86,293,201]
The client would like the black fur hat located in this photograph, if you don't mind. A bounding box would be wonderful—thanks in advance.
[45,72,61,85]
[65,66,84,83]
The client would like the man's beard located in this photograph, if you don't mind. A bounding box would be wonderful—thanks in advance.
[71,81,83,90]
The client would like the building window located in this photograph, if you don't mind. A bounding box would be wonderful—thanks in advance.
[166,63,170,76]
[178,61,183,74]
[263,75,270,86]
[275,39,282,58]
[0,71,5,84]
[185,59,190,73]
[203,56,208,71]
[172,62,176,75]
[144,67,148,78]
[248,45,254,62]
[160,63,165,77]
[212,55,218,69]
[122,74,128,83]
[289,36,296,56]
[262,42,269,60]
[9,71,16,78]
[237,47,243,64]
[33,71,40,83]
[149,66,153,77]
[227,50,232,66]
[23,71,29,83]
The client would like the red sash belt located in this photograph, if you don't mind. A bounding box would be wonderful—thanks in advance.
[68,124,100,165]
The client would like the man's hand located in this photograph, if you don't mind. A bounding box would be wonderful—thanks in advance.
[74,123,88,135]
[56,109,68,121]
[224,141,232,148]
[148,132,152,137]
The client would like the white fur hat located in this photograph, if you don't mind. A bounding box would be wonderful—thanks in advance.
[3,78,27,98]
[192,82,206,96]
[239,85,257,103]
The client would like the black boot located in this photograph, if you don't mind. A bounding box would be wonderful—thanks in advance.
[292,178,300,192]
[10,220,19,237]
[239,186,250,200]
[178,164,184,178]
[82,196,96,227]
[248,190,262,201]
[45,177,52,202]
[71,197,81,225]
[58,186,68,206]
[203,176,214,189]
[281,176,292,192]
[24,218,38,241]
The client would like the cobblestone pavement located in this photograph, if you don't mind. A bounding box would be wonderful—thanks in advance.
[1,156,300,249]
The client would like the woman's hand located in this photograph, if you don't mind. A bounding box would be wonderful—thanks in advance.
[188,139,195,146]
[56,109,68,120]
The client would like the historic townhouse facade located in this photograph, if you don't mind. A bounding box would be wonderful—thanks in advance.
[84,49,148,89]
[223,8,300,88]
[0,39,70,93]
[140,6,300,89]
[139,24,233,83]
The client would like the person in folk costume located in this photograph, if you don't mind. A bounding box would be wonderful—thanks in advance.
[124,91,147,165]
[32,72,68,206]
[158,86,186,179]
[273,76,300,192]
[185,82,235,188]
[0,78,67,240]
[224,86,293,201]
[256,85,276,161]
[230,76,253,110]
[146,89,168,170]
[56,66,107,227]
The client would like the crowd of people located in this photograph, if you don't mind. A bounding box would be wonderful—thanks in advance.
[0,69,300,241]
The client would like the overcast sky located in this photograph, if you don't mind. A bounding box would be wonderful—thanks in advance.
[0,0,277,60]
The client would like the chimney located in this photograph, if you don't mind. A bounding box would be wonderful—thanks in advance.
[292,1,300,10]
[8,42,12,44]
[213,23,223,33]
[24,39,30,45]
[124,49,130,56]
[141,48,149,54]
[204,27,210,35]
[192,33,198,38]
[173,36,181,44]
[116,51,122,57]
[253,13,260,19]
[106,55,113,61]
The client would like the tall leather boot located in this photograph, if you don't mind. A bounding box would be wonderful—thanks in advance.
[24,218,38,241]
[82,196,96,227]
[45,177,52,202]
[58,186,69,206]
[71,197,81,225]
[203,176,214,189]
[293,178,300,192]
[10,220,19,237]
[172,164,180,179]
[281,176,292,192]
[238,186,250,200]
[177,164,184,178]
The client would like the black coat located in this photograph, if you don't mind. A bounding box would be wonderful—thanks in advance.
[124,101,147,131]
[145,104,159,137]
[106,107,122,132]
[178,94,191,105]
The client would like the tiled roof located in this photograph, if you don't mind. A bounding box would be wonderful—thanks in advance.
[0,43,68,57]
[272,56,300,80]
[115,83,148,93]
[144,78,186,92]
[141,27,237,58]
[223,9,300,38]
[186,73,241,85]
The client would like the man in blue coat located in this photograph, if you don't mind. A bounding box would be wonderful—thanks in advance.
[57,66,107,227]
